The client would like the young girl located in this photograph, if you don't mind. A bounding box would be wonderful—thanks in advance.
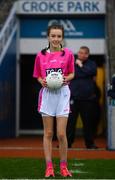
[33,24,74,177]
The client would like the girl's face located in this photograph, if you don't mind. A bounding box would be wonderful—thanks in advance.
[48,28,63,51]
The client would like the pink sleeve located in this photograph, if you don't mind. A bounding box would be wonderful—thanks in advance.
[33,54,41,78]
[68,52,75,73]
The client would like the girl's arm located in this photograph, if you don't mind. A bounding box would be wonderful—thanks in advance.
[64,73,74,84]
[37,77,47,87]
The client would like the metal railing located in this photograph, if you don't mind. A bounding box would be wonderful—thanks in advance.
[0,0,17,29]
[0,3,17,65]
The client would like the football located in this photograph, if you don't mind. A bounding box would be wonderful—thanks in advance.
[46,72,63,90]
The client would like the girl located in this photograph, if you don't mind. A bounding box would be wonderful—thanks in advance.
[33,24,74,177]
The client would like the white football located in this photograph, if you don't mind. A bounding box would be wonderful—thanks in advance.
[46,72,63,90]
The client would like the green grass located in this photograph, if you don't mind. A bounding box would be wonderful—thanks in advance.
[0,158,115,179]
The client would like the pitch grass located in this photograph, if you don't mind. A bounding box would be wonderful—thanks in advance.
[0,158,115,179]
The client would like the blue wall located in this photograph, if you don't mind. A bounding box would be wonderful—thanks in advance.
[0,33,16,137]
[20,17,105,39]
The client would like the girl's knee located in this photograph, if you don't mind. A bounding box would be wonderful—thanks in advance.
[44,131,53,139]
[57,132,66,141]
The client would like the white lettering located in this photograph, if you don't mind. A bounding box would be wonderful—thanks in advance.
[48,19,84,37]
[48,20,76,31]
[57,68,63,74]
[46,68,63,75]
[60,20,76,31]
[48,20,58,26]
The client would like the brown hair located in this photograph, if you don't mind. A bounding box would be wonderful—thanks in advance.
[47,24,64,38]
[41,24,65,56]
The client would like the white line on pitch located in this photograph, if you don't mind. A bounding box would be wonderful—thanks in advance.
[0,147,106,150]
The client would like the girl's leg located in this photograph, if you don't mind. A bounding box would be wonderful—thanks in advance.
[56,116,72,177]
[56,116,68,161]
[42,116,55,177]
[42,116,54,162]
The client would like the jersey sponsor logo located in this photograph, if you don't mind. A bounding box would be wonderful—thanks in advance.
[46,68,63,75]
[50,59,57,63]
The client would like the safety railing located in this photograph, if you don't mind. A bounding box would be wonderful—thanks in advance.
[0,2,17,65]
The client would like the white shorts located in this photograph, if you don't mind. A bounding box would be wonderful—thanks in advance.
[38,85,70,117]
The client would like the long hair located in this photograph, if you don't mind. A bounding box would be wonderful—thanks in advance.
[41,24,65,56]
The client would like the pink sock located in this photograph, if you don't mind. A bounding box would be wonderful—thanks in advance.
[46,161,53,168]
[60,160,67,168]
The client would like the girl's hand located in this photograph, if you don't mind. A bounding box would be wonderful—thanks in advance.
[63,75,68,85]
[39,78,47,87]
[63,73,74,85]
